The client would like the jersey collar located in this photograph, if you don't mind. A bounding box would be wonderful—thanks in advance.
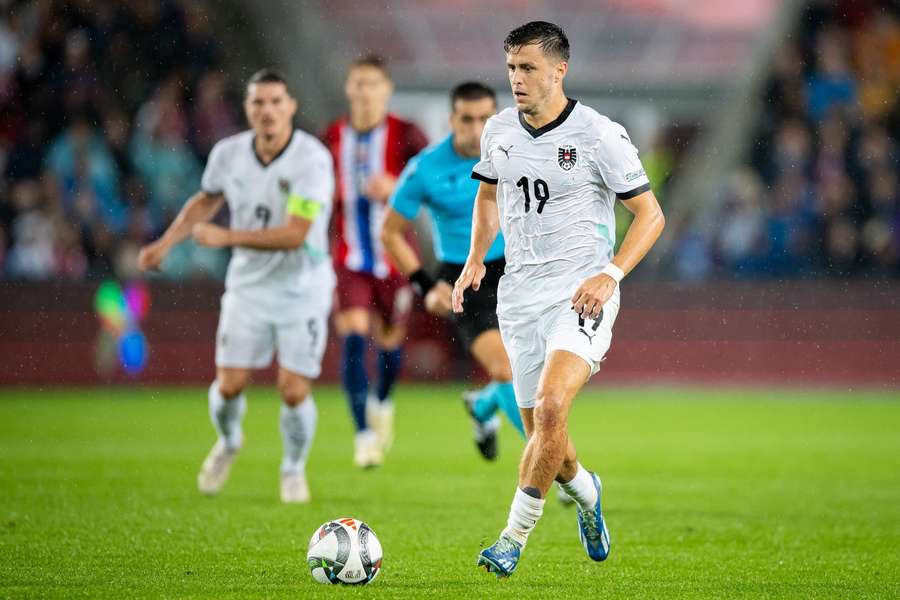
[518,98,577,139]
[252,130,294,168]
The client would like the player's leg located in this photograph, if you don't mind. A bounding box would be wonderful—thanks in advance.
[275,290,331,502]
[335,306,372,436]
[368,279,413,454]
[201,291,273,495]
[334,268,381,467]
[477,317,543,577]
[470,330,524,437]
[519,407,576,505]
[199,367,251,495]
[276,368,316,503]
[540,294,621,561]
[492,351,590,558]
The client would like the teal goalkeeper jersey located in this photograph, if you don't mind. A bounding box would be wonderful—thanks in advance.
[390,135,505,265]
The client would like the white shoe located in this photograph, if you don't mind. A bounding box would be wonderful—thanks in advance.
[557,482,576,506]
[280,471,310,504]
[354,430,383,469]
[373,400,394,453]
[198,439,238,495]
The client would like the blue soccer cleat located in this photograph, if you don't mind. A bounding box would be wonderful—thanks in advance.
[577,472,611,561]
[477,535,522,578]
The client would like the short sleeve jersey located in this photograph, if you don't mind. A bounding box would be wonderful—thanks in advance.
[471,99,650,317]
[202,129,335,295]
[390,134,505,265]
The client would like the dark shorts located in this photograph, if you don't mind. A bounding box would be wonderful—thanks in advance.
[437,258,505,348]
[335,267,413,327]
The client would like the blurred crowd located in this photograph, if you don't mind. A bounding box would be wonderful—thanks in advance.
[677,2,900,280]
[0,0,239,280]
[2,1,898,283]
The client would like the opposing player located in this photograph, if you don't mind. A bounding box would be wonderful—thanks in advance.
[321,55,428,468]
[453,23,665,576]
[380,82,525,460]
[137,70,334,504]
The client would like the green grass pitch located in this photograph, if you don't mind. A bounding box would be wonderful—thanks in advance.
[1,384,899,598]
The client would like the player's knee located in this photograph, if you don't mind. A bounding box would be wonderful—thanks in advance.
[533,393,566,433]
[336,310,370,337]
[487,360,513,382]
[278,376,310,407]
[217,376,247,399]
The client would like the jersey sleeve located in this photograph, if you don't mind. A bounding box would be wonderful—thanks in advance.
[286,147,335,222]
[471,123,498,184]
[594,122,651,199]
[389,155,427,220]
[200,141,228,195]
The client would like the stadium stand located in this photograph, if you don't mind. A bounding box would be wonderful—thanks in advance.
[672,1,900,279]
[0,0,239,281]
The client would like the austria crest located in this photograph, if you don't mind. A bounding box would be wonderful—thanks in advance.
[558,145,577,170]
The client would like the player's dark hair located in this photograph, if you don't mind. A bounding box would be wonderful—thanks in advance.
[450,82,496,108]
[246,69,291,95]
[503,21,570,62]
[348,53,391,79]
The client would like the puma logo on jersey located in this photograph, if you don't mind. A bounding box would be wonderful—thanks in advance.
[577,312,603,344]
[498,145,514,158]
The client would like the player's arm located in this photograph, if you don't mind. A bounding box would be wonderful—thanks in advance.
[381,156,454,315]
[138,190,224,271]
[381,208,453,316]
[380,209,422,276]
[193,197,321,251]
[451,181,499,313]
[571,189,665,318]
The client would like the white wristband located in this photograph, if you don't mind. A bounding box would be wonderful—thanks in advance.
[601,262,624,284]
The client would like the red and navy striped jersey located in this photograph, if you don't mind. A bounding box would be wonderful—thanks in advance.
[321,114,427,278]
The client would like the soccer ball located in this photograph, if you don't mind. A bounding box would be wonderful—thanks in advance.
[307,518,382,585]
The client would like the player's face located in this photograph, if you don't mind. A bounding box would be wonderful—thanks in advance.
[450,97,496,157]
[506,44,567,115]
[345,66,393,115]
[244,82,297,139]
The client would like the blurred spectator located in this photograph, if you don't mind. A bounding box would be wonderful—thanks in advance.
[130,76,202,224]
[682,2,900,280]
[192,71,239,159]
[806,28,857,122]
[0,1,232,282]
[45,115,126,233]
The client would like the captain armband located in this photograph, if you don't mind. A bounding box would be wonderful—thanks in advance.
[286,194,323,220]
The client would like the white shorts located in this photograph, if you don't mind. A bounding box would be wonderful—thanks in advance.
[499,287,620,409]
[215,286,333,378]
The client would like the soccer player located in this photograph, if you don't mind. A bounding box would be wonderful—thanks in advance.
[380,82,526,460]
[321,55,428,468]
[452,22,665,576]
[137,70,334,504]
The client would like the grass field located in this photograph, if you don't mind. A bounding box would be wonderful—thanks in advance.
[1,384,899,599]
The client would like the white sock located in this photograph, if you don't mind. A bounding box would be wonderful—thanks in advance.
[208,381,246,452]
[501,488,545,547]
[559,463,598,511]
[280,396,317,474]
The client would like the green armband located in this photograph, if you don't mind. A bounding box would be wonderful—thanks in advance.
[286,194,322,220]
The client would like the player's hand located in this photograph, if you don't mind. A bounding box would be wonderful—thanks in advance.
[365,174,397,204]
[425,281,453,317]
[192,223,231,248]
[571,273,617,320]
[452,260,486,314]
[137,239,169,272]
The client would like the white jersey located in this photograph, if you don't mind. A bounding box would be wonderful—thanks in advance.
[202,129,335,296]
[472,99,650,318]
